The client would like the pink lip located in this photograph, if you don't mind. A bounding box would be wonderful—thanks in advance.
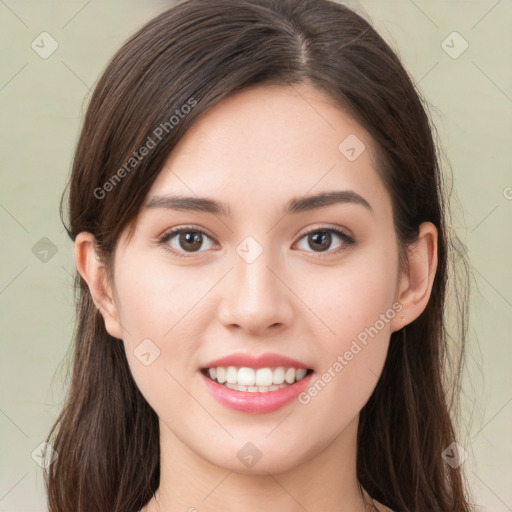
[202,352,310,370]
[200,371,314,414]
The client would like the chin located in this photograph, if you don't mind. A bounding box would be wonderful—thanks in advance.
[198,435,319,476]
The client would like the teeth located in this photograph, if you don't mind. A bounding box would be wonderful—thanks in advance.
[226,366,238,384]
[273,367,285,384]
[224,382,296,392]
[255,368,273,387]
[216,367,227,384]
[205,365,310,391]
[296,368,307,380]
[225,383,245,391]
[238,367,255,386]
[285,368,296,384]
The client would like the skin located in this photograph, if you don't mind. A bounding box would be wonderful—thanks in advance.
[75,81,437,512]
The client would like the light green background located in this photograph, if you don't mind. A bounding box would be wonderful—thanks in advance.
[1,1,511,510]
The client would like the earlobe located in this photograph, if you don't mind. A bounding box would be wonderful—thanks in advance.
[390,222,438,333]
[74,232,124,339]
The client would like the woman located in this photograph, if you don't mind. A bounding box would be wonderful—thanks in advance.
[45,0,474,510]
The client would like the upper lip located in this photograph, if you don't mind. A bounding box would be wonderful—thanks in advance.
[202,352,311,370]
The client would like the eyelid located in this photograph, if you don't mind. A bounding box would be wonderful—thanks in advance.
[297,223,353,239]
[159,224,216,242]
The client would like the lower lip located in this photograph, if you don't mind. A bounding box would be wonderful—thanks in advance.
[200,371,314,413]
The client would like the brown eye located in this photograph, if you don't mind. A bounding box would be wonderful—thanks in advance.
[295,228,354,255]
[159,226,216,256]
[177,231,204,252]
[307,231,332,252]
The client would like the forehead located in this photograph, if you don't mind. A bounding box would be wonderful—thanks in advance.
[147,82,390,215]
[162,82,369,180]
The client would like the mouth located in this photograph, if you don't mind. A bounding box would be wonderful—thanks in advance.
[199,352,315,413]
[200,366,314,393]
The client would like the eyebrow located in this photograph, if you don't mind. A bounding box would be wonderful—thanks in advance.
[144,190,373,216]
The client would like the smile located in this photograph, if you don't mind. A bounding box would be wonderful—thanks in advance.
[201,366,312,392]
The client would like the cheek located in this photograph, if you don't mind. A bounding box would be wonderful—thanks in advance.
[300,240,398,400]
[112,257,211,393]
[114,255,210,344]
[305,241,398,345]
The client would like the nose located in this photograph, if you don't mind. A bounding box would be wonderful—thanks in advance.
[217,245,294,336]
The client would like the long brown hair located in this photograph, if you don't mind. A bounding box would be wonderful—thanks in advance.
[46,0,474,510]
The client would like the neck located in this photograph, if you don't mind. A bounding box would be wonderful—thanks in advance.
[147,415,372,512]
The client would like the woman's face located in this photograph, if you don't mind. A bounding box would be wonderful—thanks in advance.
[109,82,404,473]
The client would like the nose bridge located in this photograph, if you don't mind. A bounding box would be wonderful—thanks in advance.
[220,234,291,332]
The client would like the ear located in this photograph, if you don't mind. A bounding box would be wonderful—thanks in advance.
[74,232,124,339]
[390,222,438,333]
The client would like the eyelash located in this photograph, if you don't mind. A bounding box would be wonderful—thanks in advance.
[158,225,355,259]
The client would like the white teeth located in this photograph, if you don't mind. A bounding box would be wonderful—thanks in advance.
[273,367,285,384]
[205,365,310,390]
[295,368,307,381]
[285,368,296,384]
[226,366,238,384]
[216,367,226,383]
[237,367,255,386]
[224,383,293,392]
[255,368,273,387]
[225,383,245,391]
